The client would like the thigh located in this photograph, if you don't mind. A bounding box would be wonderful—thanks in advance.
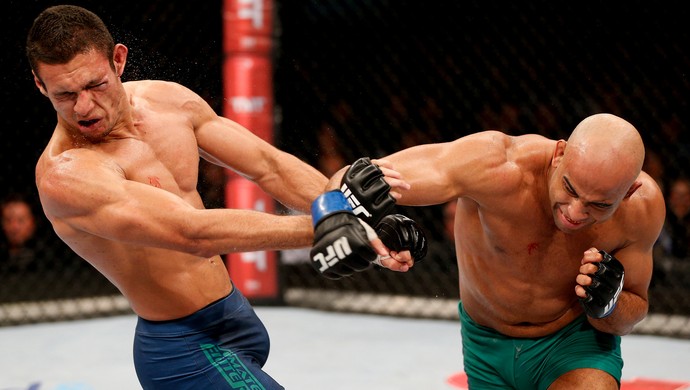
[548,368,618,390]
[198,342,284,390]
[533,317,622,390]
[134,290,282,389]
[459,303,516,389]
[135,337,284,390]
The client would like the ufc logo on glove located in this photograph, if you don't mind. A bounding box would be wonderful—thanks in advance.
[312,236,352,272]
[341,183,373,220]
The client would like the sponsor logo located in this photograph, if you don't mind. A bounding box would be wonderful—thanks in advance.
[340,184,372,219]
[201,344,265,390]
[312,236,352,272]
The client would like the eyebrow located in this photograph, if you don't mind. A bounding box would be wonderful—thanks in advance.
[54,77,107,96]
[54,89,77,98]
[563,176,614,208]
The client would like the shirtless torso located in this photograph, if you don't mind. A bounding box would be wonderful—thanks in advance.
[385,128,665,338]
[33,47,326,321]
[36,81,230,319]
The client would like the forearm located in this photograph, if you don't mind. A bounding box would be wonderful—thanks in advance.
[177,208,314,257]
[587,291,648,335]
[257,152,328,213]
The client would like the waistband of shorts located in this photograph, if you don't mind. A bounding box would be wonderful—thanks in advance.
[458,300,481,327]
[136,287,243,334]
[458,300,589,338]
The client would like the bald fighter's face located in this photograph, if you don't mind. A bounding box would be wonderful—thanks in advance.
[548,145,630,234]
[550,173,620,233]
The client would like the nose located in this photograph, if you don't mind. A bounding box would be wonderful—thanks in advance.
[74,90,93,117]
[567,199,589,220]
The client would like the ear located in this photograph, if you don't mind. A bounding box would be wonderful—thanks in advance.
[624,180,642,199]
[32,70,48,96]
[551,140,567,167]
[113,43,128,78]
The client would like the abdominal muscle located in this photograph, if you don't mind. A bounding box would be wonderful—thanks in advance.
[458,254,584,338]
[66,236,234,321]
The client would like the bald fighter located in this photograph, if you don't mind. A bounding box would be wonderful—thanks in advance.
[332,113,665,389]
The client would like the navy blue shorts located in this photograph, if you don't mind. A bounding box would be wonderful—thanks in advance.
[133,288,283,389]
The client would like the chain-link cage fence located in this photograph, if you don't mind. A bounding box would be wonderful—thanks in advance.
[2,1,689,338]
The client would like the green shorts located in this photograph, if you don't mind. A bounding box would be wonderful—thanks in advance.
[459,302,622,390]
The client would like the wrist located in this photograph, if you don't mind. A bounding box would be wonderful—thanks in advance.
[311,191,353,227]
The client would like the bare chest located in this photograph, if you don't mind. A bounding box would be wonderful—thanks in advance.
[103,119,201,196]
[456,195,604,272]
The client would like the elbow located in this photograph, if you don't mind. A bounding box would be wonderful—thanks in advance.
[613,324,635,336]
[590,318,635,336]
[189,244,219,259]
[169,226,220,258]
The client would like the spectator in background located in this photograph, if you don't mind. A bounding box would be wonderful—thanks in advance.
[667,177,690,257]
[1,193,118,301]
[0,193,46,273]
[653,176,690,288]
[0,193,61,302]
[643,148,667,193]
[659,176,690,259]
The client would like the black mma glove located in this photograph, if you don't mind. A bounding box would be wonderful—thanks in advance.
[579,250,625,319]
[375,214,428,262]
[340,157,396,226]
[310,190,379,280]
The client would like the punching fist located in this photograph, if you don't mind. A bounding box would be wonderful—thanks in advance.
[578,250,625,319]
[340,157,396,226]
[310,190,379,280]
[375,214,428,262]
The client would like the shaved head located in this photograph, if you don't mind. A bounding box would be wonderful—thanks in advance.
[547,113,647,231]
[564,113,645,193]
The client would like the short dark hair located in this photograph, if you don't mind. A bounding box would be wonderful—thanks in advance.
[26,5,115,75]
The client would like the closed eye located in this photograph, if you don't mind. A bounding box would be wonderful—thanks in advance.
[563,177,613,209]
[563,177,577,197]
[591,202,613,209]
[88,82,107,90]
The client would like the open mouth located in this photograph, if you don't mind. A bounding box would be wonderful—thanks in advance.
[560,210,584,228]
[78,119,100,128]
[564,214,582,225]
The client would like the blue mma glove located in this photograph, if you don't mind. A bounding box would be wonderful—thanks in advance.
[310,191,379,280]
[579,250,625,319]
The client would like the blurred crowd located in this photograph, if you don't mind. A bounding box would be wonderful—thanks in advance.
[0,193,117,303]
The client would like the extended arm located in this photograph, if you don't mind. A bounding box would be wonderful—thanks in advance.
[38,149,314,258]
[385,131,519,206]
[187,87,327,213]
